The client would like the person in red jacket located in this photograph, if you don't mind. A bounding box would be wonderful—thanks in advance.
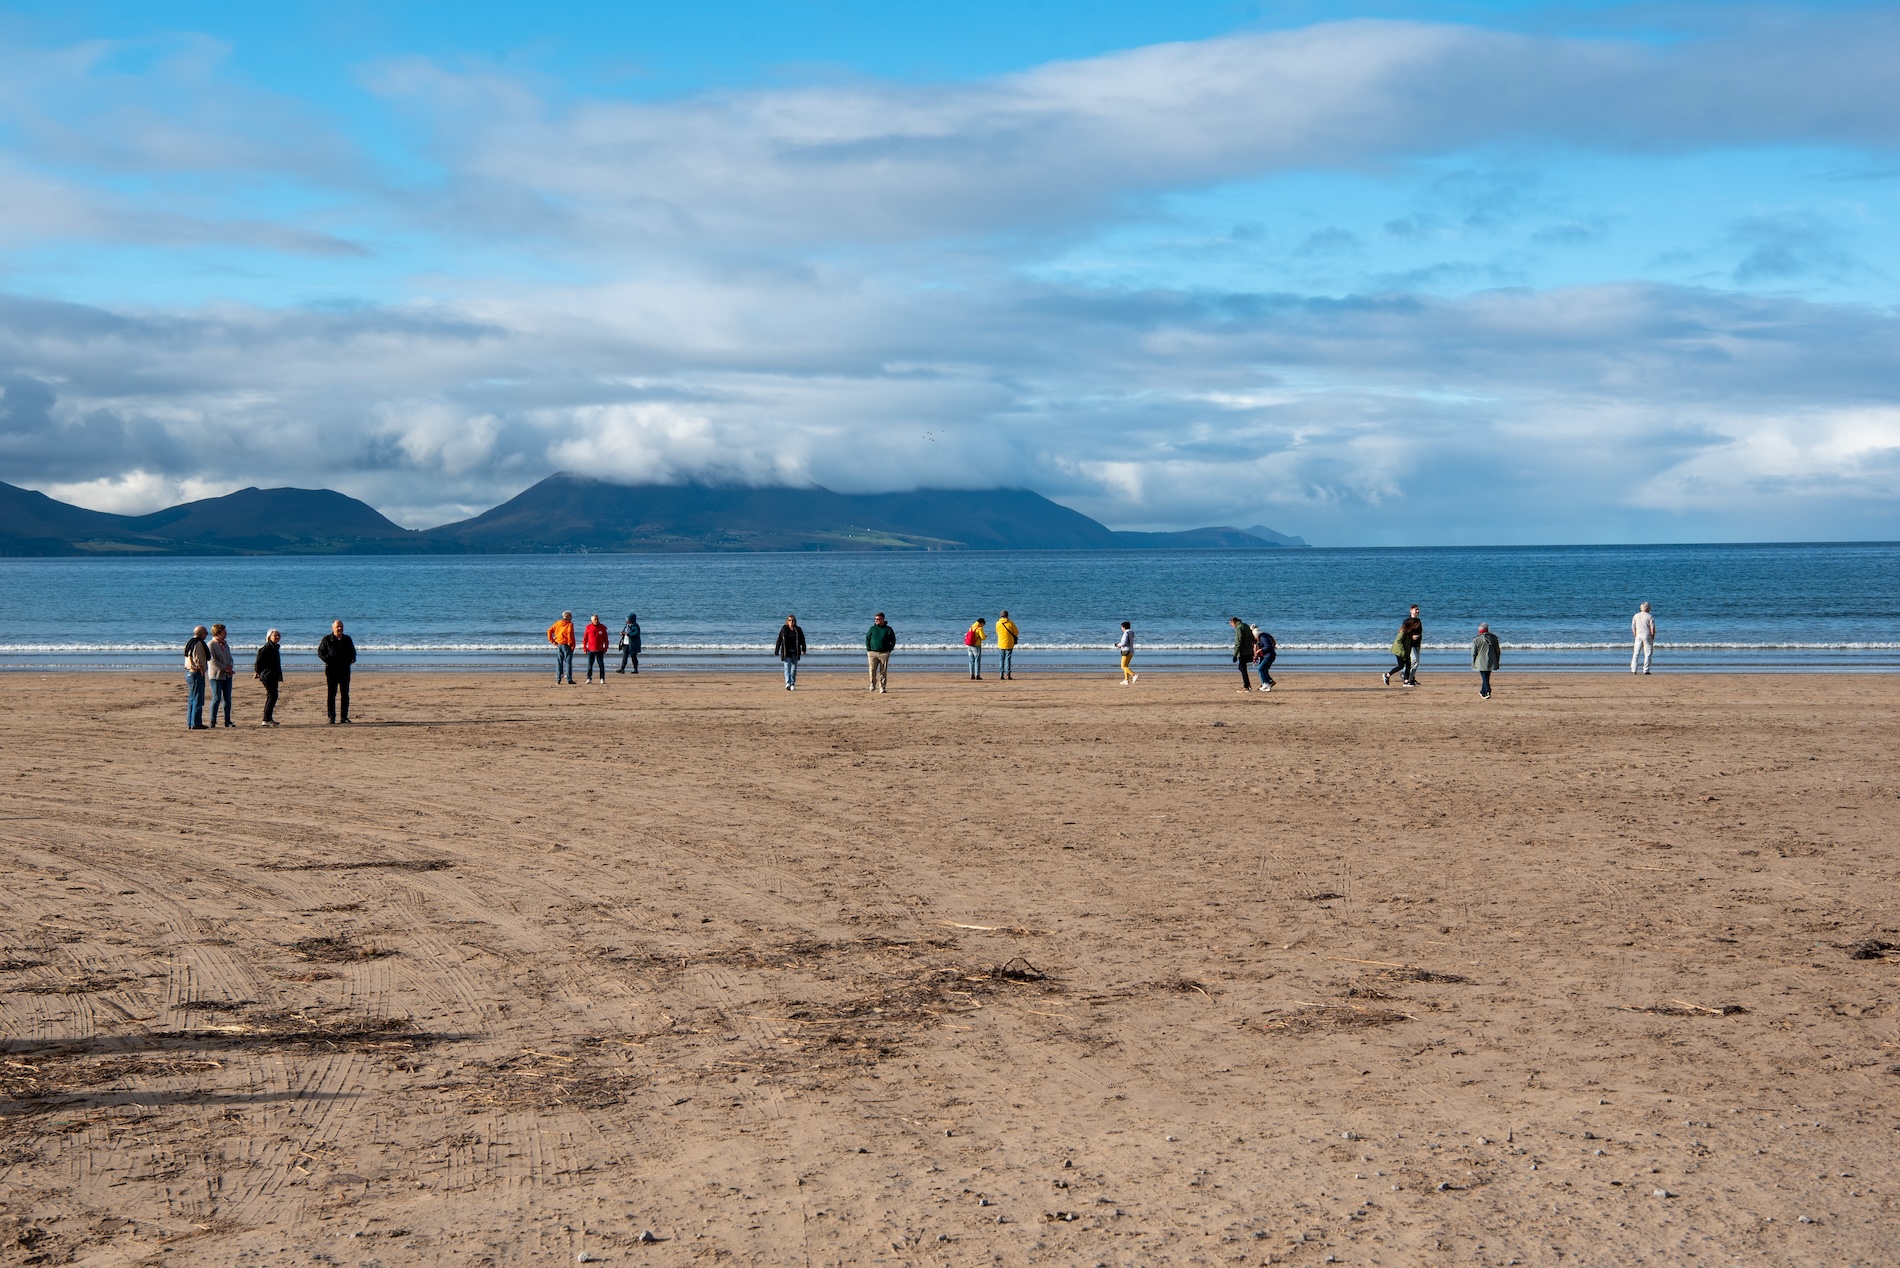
[582,613,611,683]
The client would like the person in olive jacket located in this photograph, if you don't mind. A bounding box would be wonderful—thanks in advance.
[775,614,807,691]
[1470,623,1501,700]
[865,612,896,693]
[1230,616,1256,692]
[253,628,284,726]
[316,619,357,724]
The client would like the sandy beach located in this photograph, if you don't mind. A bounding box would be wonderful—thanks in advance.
[2,668,1897,1265]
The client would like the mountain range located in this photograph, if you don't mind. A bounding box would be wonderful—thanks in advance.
[0,473,1306,555]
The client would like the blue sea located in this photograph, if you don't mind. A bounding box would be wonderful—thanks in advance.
[0,543,1894,673]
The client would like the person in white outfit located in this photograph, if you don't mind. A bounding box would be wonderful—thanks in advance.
[1631,602,1656,674]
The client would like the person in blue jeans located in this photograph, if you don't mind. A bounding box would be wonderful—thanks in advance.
[183,625,210,729]
[206,624,237,727]
[774,614,806,690]
[1252,625,1277,692]
[965,618,987,679]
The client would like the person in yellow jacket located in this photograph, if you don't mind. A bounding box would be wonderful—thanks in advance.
[995,610,1019,680]
[964,617,987,680]
[547,611,576,684]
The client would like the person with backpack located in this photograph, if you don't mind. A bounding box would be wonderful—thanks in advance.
[1116,621,1137,685]
[206,624,237,728]
[1229,617,1256,692]
[964,618,987,680]
[1252,624,1278,691]
[865,612,896,692]
[1471,623,1502,699]
[582,614,610,683]
[253,629,283,726]
[618,613,643,674]
[316,619,357,724]
[183,625,210,730]
[775,614,807,690]
[547,611,576,684]
[995,611,1019,679]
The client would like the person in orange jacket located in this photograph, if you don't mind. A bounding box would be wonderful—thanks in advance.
[547,611,576,684]
[582,613,611,683]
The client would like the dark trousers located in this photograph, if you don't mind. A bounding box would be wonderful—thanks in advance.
[585,650,607,681]
[1478,670,1492,698]
[1258,652,1276,686]
[619,647,639,673]
[186,671,206,729]
[209,677,234,726]
[326,671,351,722]
[1236,659,1253,689]
[262,678,280,722]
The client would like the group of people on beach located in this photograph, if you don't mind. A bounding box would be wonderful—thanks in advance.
[179,601,1663,727]
[544,612,644,683]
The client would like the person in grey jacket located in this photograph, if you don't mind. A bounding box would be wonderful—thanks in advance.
[1470,623,1501,699]
[206,623,237,728]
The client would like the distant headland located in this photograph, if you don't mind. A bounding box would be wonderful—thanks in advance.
[0,473,1307,556]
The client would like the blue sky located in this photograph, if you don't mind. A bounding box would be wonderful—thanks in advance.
[0,1,1896,542]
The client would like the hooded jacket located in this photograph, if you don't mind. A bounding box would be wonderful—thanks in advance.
[1231,623,1255,661]
[620,620,642,653]
[865,622,897,653]
[547,618,575,648]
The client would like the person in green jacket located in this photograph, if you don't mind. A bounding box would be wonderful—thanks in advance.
[1470,623,1501,699]
[865,612,897,692]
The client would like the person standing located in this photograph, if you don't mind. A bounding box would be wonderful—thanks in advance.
[253,629,283,726]
[582,614,610,683]
[207,624,237,728]
[1116,621,1137,685]
[964,618,987,680]
[317,619,356,724]
[1471,623,1502,699]
[1252,624,1277,691]
[1631,602,1656,675]
[547,611,576,684]
[618,613,643,674]
[995,611,1019,680]
[775,614,807,690]
[184,625,210,730]
[1384,605,1423,687]
[1230,617,1256,692]
[865,612,896,692]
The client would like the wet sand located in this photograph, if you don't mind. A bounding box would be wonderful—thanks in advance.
[2,668,1897,1265]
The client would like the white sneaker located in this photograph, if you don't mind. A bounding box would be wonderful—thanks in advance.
[1130,673,1139,683]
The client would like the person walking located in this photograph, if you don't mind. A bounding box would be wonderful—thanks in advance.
[253,629,283,726]
[317,619,356,724]
[184,625,210,730]
[1471,623,1502,699]
[865,612,896,692]
[1384,605,1424,686]
[1116,621,1137,685]
[582,614,610,683]
[207,624,237,728]
[996,611,1019,680]
[1230,617,1256,692]
[964,618,987,680]
[775,614,807,690]
[618,613,643,674]
[1252,624,1277,691]
[1631,601,1656,674]
[547,611,576,684]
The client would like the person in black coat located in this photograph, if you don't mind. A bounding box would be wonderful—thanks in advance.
[618,612,643,674]
[316,619,357,723]
[774,614,807,691]
[253,629,284,726]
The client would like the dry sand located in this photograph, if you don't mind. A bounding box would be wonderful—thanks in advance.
[1,667,1897,1265]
